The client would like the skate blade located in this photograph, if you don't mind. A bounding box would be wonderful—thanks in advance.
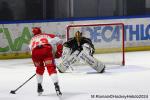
[56,91,62,96]
[38,92,42,96]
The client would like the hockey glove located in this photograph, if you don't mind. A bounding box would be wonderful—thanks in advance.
[82,43,94,56]
[55,44,63,58]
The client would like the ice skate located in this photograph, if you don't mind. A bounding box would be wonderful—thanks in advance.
[37,83,43,96]
[54,82,62,96]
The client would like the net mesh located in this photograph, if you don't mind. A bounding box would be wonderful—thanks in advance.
[67,23,125,65]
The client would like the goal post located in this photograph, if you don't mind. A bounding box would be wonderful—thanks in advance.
[66,23,125,66]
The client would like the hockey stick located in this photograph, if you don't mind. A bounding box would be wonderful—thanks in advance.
[10,73,36,94]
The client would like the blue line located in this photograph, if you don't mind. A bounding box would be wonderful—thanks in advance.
[0,15,150,24]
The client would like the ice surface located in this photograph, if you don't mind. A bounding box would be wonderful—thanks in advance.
[0,51,150,100]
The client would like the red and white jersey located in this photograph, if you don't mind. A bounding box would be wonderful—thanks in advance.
[29,34,63,51]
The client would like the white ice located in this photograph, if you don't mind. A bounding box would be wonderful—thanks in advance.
[0,51,150,100]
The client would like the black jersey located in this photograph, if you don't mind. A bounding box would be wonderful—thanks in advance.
[63,37,95,54]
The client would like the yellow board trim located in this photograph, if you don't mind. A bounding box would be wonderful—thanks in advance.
[95,46,150,54]
[0,52,31,59]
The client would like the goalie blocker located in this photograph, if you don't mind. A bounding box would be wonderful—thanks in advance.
[57,43,105,73]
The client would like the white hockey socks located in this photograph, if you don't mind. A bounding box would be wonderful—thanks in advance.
[36,74,43,84]
[50,73,58,84]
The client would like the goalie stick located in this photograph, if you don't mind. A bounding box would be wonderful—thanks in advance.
[10,73,36,94]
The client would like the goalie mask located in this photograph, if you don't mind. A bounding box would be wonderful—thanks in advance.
[32,27,42,35]
[75,31,82,46]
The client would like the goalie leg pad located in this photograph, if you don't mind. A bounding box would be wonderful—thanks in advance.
[78,51,105,73]
[61,47,71,61]
[57,50,80,73]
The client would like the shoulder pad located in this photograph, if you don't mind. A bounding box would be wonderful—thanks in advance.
[48,34,56,38]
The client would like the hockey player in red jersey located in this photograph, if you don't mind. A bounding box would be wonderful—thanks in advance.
[57,31,105,73]
[29,27,63,96]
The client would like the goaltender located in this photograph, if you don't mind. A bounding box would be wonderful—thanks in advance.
[57,31,105,73]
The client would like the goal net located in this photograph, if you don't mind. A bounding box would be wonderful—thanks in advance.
[66,23,125,66]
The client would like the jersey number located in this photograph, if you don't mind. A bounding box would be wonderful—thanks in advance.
[32,38,49,48]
